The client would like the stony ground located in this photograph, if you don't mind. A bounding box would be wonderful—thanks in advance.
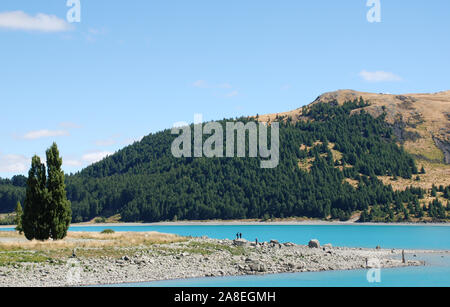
[0,234,428,287]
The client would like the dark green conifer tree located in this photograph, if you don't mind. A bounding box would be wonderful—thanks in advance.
[46,143,72,240]
[22,155,50,241]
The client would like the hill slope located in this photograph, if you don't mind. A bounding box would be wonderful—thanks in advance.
[258,90,450,191]
[63,97,448,223]
[259,90,450,163]
[1,91,449,223]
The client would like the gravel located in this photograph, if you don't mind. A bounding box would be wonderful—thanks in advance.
[0,237,428,287]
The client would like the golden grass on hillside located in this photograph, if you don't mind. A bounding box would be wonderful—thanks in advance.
[379,160,450,191]
[403,124,445,163]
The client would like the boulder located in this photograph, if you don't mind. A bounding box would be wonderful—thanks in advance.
[323,243,332,249]
[308,239,320,248]
[233,239,250,247]
[248,261,266,272]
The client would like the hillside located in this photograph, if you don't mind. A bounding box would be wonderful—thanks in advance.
[258,90,450,190]
[1,91,449,224]
[64,97,448,223]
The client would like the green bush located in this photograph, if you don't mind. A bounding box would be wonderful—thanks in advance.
[101,229,115,234]
[95,217,107,224]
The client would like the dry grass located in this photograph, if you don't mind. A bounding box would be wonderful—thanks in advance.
[344,178,359,188]
[0,231,185,252]
[298,158,314,172]
[379,160,450,191]
[84,214,122,224]
[403,125,445,163]
[328,142,343,162]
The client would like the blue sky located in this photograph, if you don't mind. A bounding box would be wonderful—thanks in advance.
[0,0,449,177]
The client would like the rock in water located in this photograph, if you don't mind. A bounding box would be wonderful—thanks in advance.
[308,239,320,248]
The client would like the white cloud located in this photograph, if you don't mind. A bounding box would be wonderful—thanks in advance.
[88,28,102,35]
[64,159,83,167]
[82,151,113,164]
[23,129,69,140]
[0,11,72,32]
[226,90,239,98]
[85,27,107,42]
[359,70,402,82]
[0,154,29,173]
[64,150,114,168]
[193,80,208,88]
[217,83,232,89]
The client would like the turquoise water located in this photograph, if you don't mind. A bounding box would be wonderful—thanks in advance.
[112,254,450,287]
[2,224,449,286]
[70,224,449,250]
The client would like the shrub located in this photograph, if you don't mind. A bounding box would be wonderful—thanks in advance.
[101,229,115,234]
[95,217,107,224]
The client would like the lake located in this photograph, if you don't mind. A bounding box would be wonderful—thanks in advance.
[65,224,450,250]
[2,224,449,286]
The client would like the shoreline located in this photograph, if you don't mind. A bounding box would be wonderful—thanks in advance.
[0,231,439,287]
[88,257,436,288]
[2,220,450,229]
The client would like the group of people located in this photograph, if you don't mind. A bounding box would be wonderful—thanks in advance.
[235,233,260,245]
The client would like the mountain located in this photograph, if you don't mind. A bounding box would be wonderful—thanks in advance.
[1,90,449,223]
[258,90,450,191]
[260,89,450,163]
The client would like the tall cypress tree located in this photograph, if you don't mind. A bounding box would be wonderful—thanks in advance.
[22,144,71,241]
[46,143,72,240]
[22,155,51,241]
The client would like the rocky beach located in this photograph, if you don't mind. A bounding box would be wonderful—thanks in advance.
[0,231,430,287]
